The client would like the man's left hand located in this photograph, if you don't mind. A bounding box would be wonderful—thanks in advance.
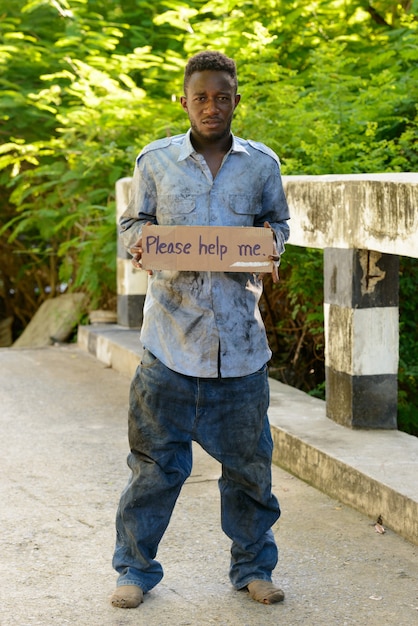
[262,221,280,284]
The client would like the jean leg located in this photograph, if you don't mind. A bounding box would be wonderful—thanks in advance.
[220,417,280,589]
[194,366,280,589]
[113,351,193,592]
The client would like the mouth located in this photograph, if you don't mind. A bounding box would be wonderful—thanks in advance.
[202,118,223,128]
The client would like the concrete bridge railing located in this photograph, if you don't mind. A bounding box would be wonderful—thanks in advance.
[115,173,418,430]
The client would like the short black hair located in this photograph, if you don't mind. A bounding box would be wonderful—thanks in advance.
[183,51,238,93]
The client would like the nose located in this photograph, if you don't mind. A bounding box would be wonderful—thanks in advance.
[204,98,219,114]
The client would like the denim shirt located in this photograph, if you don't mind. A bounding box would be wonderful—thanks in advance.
[120,130,290,378]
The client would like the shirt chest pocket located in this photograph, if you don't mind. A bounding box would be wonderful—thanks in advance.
[157,195,196,225]
[229,194,261,225]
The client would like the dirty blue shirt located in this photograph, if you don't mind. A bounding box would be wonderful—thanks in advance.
[120,130,290,378]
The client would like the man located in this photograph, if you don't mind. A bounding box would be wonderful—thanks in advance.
[111,50,290,609]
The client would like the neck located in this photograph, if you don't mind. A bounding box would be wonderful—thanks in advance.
[190,131,233,156]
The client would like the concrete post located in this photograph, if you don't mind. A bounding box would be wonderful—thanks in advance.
[115,178,148,328]
[324,248,399,428]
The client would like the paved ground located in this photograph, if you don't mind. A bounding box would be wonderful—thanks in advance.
[0,345,417,626]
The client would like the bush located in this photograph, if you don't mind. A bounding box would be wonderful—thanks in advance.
[398,257,418,436]
[262,246,325,394]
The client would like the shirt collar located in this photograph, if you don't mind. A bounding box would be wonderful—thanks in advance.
[178,129,250,161]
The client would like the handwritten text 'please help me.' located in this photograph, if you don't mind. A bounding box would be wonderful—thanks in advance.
[144,234,264,262]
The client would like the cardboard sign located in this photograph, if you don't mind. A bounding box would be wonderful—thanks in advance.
[141,225,274,273]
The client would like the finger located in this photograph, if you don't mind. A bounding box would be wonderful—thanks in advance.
[271,263,280,284]
[131,258,153,276]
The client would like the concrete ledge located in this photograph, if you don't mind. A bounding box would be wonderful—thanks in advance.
[77,324,142,378]
[77,324,418,546]
[268,379,418,546]
[283,172,418,258]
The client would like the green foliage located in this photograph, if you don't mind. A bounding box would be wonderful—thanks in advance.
[398,257,418,436]
[182,0,418,174]
[0,0,417,432]
[261,246,325,393]
[0,0,185,325]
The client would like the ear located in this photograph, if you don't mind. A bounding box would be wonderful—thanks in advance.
[180,96,188,112]
[234,93,241,108]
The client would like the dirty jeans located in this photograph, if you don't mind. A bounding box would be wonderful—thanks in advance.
[112,349,280,593]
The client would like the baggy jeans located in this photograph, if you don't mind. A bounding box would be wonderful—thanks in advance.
[112,349,281,593]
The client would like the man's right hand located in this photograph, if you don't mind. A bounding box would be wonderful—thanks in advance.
[129,222,153,274]
[129,239,143,269]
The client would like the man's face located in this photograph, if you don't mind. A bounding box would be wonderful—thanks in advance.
[180,70,240,144]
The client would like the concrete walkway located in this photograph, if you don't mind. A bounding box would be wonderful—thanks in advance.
[0,342,417,626]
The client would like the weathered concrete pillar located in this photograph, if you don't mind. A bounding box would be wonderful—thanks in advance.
[324,248,399,429]
[115,177,148,328]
